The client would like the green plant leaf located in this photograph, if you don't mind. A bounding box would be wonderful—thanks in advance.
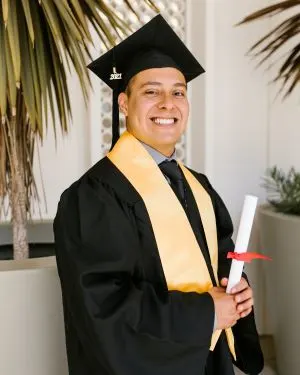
[237,0,300,25]
[52,0,82,40]
[263,166,300,216]
[47,80,58,142]
[47,30,68,133]
[69,0,92,42]
[40,0,64,46]
[238,0,300,98]
[62,32,90,103]
[144,0,159,12]
[124,0,139,20]
[2,0,9,26]
[19,9,36,129]
[0,15,7,116]
[6,0,20,84]
[30,0,49,131]
[84,0,118,46]
[4,29,17,109]
[20,0,35,44]
[29,40,43,136]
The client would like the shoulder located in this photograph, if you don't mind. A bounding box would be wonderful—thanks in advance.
[59,157,117,201]
[56,157,112,215]
[56,155,141,221]
[54,158,118,243]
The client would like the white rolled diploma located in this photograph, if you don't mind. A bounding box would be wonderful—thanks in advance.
[226,195,258,293]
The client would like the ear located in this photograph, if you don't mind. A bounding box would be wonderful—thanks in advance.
[118,92,128,116]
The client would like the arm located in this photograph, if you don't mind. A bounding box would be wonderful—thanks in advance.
[199,175,264,374]
[54,176,215,372]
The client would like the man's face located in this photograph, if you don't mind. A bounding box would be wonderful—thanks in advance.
[118,67,189,156]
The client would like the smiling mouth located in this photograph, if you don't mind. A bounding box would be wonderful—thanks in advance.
[150,117,178,125]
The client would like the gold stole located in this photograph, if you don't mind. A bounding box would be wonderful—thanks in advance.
[108,131,236,359]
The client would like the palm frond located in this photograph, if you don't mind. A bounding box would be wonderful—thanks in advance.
[20,0,35,43]
[238,0,300,98]
[0,11,7,116]
[19,9,36,131]
[6,0,20,84]
[237,0,300,25]
[4,27,17,109]
[1,0,9,26]
[0,0,160,225]
[69,0,91,42]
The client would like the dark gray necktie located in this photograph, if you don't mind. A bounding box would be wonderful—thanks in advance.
[159,160,186,205]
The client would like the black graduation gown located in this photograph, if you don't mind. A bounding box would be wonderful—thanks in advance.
[54,157,264,375]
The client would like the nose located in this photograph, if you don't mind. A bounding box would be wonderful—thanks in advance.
[158,93,174,111]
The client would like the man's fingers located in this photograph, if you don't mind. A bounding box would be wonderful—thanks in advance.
[237,298,254,313]
[235,288,253,304]
[240,307,252,318]
[220,278,228,287]
[230,277,248,294]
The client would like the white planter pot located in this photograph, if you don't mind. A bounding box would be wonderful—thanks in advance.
[259,205,300,375]
[0,256,68,375]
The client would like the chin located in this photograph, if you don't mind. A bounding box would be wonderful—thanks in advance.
[159,132,182,143]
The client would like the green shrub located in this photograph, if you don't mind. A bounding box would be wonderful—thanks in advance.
[263,166,300,216]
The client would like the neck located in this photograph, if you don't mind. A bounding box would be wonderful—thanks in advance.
[147,143,175,157]
[125,130,176,157]
[158,148,175,158]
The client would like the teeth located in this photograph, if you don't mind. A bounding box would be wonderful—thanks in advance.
[153,118,175,125]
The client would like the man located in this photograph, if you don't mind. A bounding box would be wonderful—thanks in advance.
[54,14,263,375]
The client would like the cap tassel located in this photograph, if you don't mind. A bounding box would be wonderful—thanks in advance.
[110,88,120,150]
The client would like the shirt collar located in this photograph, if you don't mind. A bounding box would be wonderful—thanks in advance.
[140,140,176,165]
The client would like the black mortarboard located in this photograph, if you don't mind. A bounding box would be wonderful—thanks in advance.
[87,14,205,148]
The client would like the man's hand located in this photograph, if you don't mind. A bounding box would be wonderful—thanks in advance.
[220,277,253,318]
[208,287,240,330]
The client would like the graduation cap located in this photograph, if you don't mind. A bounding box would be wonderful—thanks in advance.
[87,14,205,148]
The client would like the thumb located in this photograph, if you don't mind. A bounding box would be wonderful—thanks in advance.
[220,278,228,287]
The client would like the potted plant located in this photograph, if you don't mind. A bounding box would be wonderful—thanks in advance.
[238,2,300,374]
[0,1,157,374]
[258,167,300,375]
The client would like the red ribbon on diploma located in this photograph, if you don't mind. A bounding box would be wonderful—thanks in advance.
[227,252,272,263]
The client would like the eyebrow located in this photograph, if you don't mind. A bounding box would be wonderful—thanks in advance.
[139,81,187,89]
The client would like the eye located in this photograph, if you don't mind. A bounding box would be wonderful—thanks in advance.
[144,89,158,96]
[174,90,186,97]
